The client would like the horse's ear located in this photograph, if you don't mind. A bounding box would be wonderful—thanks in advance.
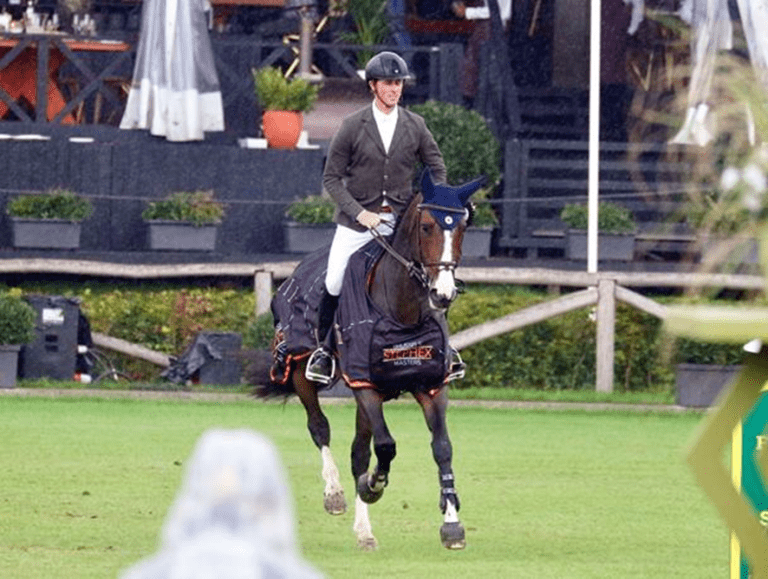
[457,176,487,206]
[420,168,435,199]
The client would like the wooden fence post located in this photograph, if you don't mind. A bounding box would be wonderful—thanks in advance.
[254,270,272,316]
[596,278,616,393]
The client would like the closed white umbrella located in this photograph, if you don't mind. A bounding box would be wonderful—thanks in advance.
[671,0,768,147]
[120,0,225,142]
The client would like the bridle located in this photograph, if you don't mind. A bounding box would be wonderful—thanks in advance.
[417,202,467,274]
[369,203,467,292]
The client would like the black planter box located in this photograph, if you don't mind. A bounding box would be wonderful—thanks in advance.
[0,344,21,388]
[675,363,742,407]
[462,226,493,258]
[11,218,82,249]
[284,222,334,253]
[566,230,635,261]
[147,221,218,252]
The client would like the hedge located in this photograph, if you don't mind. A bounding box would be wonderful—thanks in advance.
[2,281,747,389]
[446,285,745,392]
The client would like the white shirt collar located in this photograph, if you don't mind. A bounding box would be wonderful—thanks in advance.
[371,101,398,126]
[371,102,398,153]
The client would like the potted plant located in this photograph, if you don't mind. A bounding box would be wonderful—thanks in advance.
[560,201,637,261]
[252,66,320,149]
[0,291,37,388]
[283,194,335,253]
[142,190,225,252]
[6,187,93,249]
[673,338,744,408]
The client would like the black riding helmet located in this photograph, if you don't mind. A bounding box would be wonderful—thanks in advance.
[364,51,412,82]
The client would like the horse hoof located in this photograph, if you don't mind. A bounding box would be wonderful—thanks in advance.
[357,473,384,504]
[440,522,466,550]
[324,490,347,515]
[357,536,378,551]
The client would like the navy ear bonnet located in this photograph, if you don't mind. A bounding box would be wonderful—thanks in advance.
[419,168,486,230]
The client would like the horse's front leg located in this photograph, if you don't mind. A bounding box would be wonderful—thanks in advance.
[414,387,465,550]
[353,388,395,501]
[294,366,346,515]
[351,388,394,550]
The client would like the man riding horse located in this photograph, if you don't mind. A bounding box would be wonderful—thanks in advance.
[306,51,447,383]
[254,51,485,550]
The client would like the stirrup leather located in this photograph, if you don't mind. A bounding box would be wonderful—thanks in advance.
[305,348,336,384]
[447,349,465,381]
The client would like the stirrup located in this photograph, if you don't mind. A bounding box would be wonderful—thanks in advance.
[447,348,465,382]
[305,348,336,385]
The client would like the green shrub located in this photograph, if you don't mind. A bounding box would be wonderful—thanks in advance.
[142,191,224,226]
[252,66,319,112]
[560,202,636,233]
[286,195,335,224]
[448,286,741,392]
[70,285,253,355]
[470,188,498,227]
[673,338,744,365]
[243,313,275,350]
[409,101,501,186]
[2,280,747,389]
[7,188,93,221]
[0,291,37,345]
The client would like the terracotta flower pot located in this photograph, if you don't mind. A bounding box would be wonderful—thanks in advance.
[262,110,303,149]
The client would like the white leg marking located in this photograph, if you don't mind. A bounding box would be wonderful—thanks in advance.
[432,230,456,302]
[321,446,342,495]
[321,446,346,515]
[353,495,378,550]
[443,498,459,524]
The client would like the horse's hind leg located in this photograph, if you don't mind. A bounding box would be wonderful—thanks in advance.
[414,387,465,550]
[294,365,346,515]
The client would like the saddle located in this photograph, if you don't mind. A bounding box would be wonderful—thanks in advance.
[270,240,453,398]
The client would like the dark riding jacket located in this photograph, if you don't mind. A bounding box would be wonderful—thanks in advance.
[322,104,447,232]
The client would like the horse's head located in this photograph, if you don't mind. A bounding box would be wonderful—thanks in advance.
[416,169,485,312]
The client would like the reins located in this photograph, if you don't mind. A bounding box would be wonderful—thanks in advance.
[369,226,430,288]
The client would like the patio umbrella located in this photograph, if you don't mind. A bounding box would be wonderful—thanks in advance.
[120,0,224,141]
[671,0,768,146]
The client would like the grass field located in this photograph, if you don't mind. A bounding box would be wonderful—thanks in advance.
[1,394,728,578]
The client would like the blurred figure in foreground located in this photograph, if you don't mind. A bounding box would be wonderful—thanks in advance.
[121,428,323,579]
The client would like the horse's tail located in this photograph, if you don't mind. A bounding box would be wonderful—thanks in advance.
[241,348,296,398]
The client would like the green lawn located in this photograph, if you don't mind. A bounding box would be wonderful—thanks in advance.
[0,395,727,578]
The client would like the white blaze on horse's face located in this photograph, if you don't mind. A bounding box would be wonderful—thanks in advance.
[420,209,466,312]
[430,229,456,310]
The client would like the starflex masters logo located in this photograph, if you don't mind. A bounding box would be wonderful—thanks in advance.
[382,340,434,366]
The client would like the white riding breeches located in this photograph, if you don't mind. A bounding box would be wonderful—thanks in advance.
[325,213,396,296]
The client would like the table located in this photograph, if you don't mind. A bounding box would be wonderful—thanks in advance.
[0,34,130,124]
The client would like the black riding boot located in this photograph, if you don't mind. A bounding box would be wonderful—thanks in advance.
[306,290,339,384]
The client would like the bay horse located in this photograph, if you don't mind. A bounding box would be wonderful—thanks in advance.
[252,171,483,550]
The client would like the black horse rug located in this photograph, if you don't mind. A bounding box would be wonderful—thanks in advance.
[270,240,452,399]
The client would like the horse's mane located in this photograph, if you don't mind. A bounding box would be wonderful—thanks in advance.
[389,191,423,257]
